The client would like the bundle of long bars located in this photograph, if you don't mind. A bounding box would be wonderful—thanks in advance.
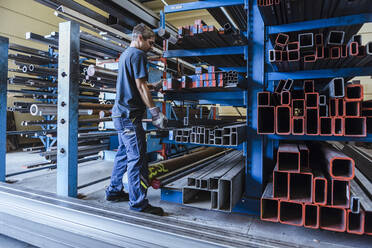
[163,66,243,91]
[261,142,372,235]
[258,0,372,26]
[172,123,246,146]
[257,78,367,137]
[269,32,372,71]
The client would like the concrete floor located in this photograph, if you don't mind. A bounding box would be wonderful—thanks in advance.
[3,151,372,248]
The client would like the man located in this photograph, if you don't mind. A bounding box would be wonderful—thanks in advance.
[105,23,167,216]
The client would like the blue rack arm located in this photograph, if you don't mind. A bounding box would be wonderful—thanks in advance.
[267,67,372,81]
[163,46,246,58]
[164,0,245,14]
[268,13,372,35]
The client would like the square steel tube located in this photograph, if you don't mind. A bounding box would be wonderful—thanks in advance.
[319,105,328,117]
[275,33,289,47]
[320,117,333,136]
[292,99,304,117]
[273,167,289,199]
[345,101,360,117]
[330,156,355,179]
[289,171,313,203]
[305,92,319,108]
[303,80,314,93]
[292,117,304,135]
[281,91,291,105]
[320,206,347,232]
[304,204,319,229]
[299,33,314,48]
[279,201,304,226]
[276,106,291,135]
[347,210,365,235]
[305,108,319,135]
[258,91,271,106]
[345,84,363,102]
[331,179,350,209]
[365,211,372,235]
[287,41,299,51]
[333,117,344,136]
[327,31,345,45]
[313,175,327,205]
[275,79,286,93]
[277,144,300,172]
[344,117,367,137]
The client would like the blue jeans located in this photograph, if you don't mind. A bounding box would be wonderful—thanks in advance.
[106,117,149,211]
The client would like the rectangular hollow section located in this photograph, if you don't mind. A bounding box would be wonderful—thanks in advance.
[332,180,350,208]
[261,198,279,222]
[306,93,318,108]
[279,201,303,226]
[277,144,299,171]
[365,211,372,235]
[314,178,327,204]
[347,211,364,234]
[320,117,332,135]
[345,101,360,116]
[281,91,291,105]
[273,171,288,199]
[346,85,362,100]
[331,158,354,179]
[258,106,275,134]
[305,205,319,229]
[183,188,213,210]
[258,92,270,106]
[344,117,366,136]
[292,99,304,117]
[306,108,319,135]
[320,207,346,232]
[334,118,343,136]
[289,173,312,202]
[292,118,304,135]
[276,106,291,134]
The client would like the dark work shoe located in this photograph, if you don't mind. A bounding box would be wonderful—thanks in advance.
[140,204,164,216]
[106,190,129,202]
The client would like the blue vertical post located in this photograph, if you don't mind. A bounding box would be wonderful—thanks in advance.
[246,0,266,199]
[0,36,8,182]
[57,21,80,197]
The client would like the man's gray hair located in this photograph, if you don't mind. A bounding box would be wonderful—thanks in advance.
[132,23,155,41]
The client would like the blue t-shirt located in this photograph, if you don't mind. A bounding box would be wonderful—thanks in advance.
[112,47,148,119]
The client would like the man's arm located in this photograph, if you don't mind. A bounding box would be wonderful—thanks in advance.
[135,77,156,108]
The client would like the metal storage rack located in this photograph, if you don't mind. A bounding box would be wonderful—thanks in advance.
[158,0,267,215]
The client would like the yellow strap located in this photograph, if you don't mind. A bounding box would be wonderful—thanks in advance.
[141,180,148,189]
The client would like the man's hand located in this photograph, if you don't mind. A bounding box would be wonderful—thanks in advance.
[149,107,167,129]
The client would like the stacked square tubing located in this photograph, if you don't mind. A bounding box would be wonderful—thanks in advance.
[163,66,240,91]
[268,31,372,72]
[183,150,244,212]
[172,123,247,147]
[257,78,367,137]
[261,143,372,235]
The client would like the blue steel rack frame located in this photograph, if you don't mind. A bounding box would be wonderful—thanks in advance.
[161,0,268,215]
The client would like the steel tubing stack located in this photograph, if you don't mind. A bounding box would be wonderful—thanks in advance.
[269,32,372,72]
[261,142,372,235]
[257,78,367,137]
[258,0,372,26]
